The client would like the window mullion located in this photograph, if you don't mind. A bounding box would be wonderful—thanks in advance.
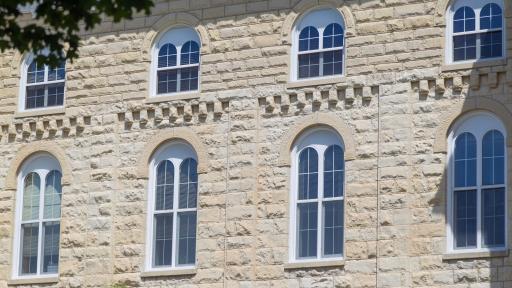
[476,138,482,249]
[171,160,180,267]
[317,147,324,259]
[36,173,45,275]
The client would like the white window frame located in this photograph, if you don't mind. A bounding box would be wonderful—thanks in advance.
[290,8,346,83]
[12,153,62,280]
[446,112,508,254]
[445,0,506,65]
[288,128,345,263]
[149,26,201,98]
[144,141,198,272]
[18,53,66,112]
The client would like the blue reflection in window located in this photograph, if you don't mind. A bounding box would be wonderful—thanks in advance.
[454,133,477,188]
[482,130,505,185]
[480,3,502,30]
[455,190,477,248]
[299,26,319,52]
[298,148,318,200]
[323,23,344,49]
[158,43,177,68]
[453,7,475,33]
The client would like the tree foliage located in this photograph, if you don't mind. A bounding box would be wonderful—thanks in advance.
[0,0,154,66]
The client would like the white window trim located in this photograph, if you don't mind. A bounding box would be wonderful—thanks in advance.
[12,153,62,280]
[149,26,201,98]
[288,128,345,263]
[445,0,506,65]
[290,8,346,83]
[144,141,198,272]
[18,53,66,113]
[446,112,508,254]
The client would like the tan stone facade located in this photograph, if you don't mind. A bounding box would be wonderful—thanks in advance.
[1,0,512,287]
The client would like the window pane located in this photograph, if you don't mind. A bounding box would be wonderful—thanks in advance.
[20,223,39,275]
[482,130,505,185]
[44,171,62,219]
[47,83,65,107]
[453,34,477,61]
[156,161,174,211]
[22,173,40,221]
[153,213,173,267]
[481,31,502,59]
[454,190,477,248]
[158,43,177,68]
[453,7,475,33]
[177,211,197,265]
[480,3,502,30]
[297,202,318,258]
[179,158,198,209]
[298,148,318,200]
[324,145,344,198]
[454,133,477,187]
[27,60,45,84]
[180,67,199,92]
[26,85,46,109]
[180,41,200,65]
[157,70,178,94]
[323,50,343,76]
[298,53,320,79]
[299,26,319,51]
[482,188,505,247]
[47,61,66,81]
[323,200,343,257]
[323,23,344,49]
[42,221,60,273]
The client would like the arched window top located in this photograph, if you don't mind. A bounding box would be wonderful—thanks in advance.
[294,128,344,154]
[156,26,201,53]
[295,8,345,33]
[151,141,198,166]
[450,112,506,140]
[19,153,62,180]
[480,3,502,29]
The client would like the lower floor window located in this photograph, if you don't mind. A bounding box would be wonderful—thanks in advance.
[157,67,198,95]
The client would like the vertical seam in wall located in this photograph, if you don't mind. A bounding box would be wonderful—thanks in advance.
[376,86,381,288]
[223,105,231,288]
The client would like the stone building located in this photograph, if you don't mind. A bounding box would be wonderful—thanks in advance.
[0,0,511,287]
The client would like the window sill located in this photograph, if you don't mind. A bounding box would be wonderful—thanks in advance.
[284,259,345,270]
[441,58,507,72]
[286,76,346,89]
[140,268,197,278]
[442,249,509,261]
[146,92,200,104]
[14,107,66,118]
[7,276,59,285]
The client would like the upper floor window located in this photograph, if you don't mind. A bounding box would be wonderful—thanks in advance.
[447,112,507,253]
[19,55,66,111]
[151,27,201,97]
[289,128,345,262]
[291,8,345,81]
[145,141,198,271]
[447,0,505,63]
[12,154,62,279]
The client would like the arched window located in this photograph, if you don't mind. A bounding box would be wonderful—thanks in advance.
[146,141,198,270]
[447,0,504,63]
[447,112,507,253]
[19,55,66,111]
[292,8,345,81]
[289,129,345,262]
[151,27,201,97]
[12,154,62,279]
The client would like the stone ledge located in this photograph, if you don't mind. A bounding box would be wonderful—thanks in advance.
[14,107,66,118]
[146,92,200,104]
[140,268,197,278]
[441,58,507,72]
[284,259,345,270]
[7,276,59,285]
[442,249,509,261]
[286,76,346,89]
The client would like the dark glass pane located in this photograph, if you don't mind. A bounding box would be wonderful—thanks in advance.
[26,85,45,109]
[298,26,319,51]
[179,158,198,209]
[480,3,502,29]
[157,70,178,94]
[177,211,197,265]
[21,223,39,275]
[42,222,60,273]
[297,202,318,258]
[323,200,343,256]
[180,67,199,92]
[481,31,502,59]
[48,61,66,81]
[323,50,343,76]
[454,190,477,248]
[27,60,45,84]
[323,23,344,49]
[482,130,505,185]
[453,7,475,33]
[158,43,177,68]
[298,148,318,200]
[324,145,344,198]
[482,188,505,247]
[155,161,174,211]
[180,41,200,65]
[47,83,65,107]
[154,213,173,267]
[454,133,477,188]
[298,53,320,79]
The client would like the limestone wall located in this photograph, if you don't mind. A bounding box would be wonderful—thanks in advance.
[0,0,511,287]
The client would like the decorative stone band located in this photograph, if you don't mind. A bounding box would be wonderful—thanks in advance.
[0,115,91,141]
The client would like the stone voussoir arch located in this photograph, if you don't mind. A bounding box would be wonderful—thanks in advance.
[136,127,209,179]
[278,112,356,167]
[433,97,512,153]
[434,0,452,26]
[141,12,211,61]
[280,0,356,45]
[5,141,73,190]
